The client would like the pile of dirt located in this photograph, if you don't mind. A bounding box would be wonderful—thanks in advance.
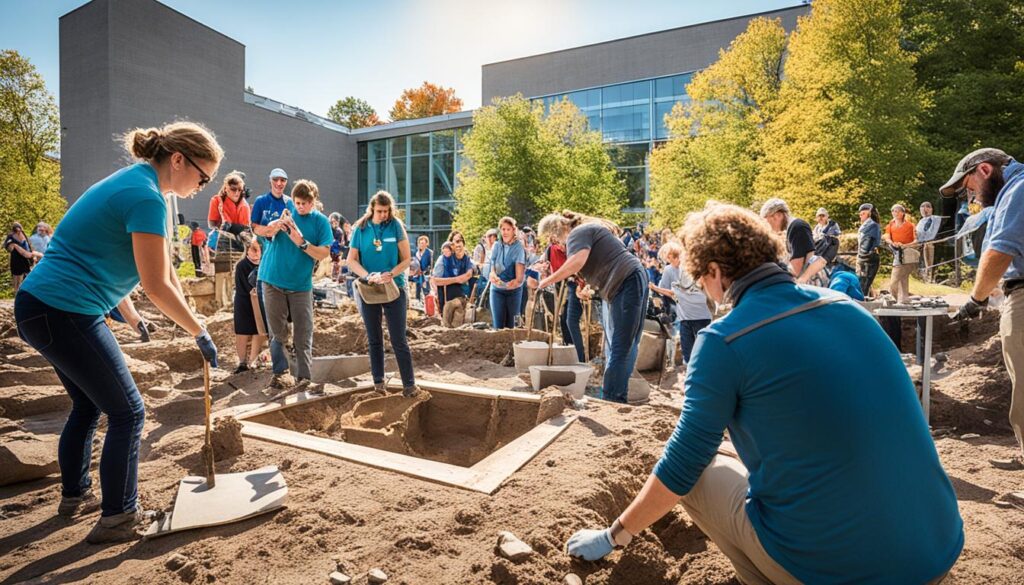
[2,298,1024,584]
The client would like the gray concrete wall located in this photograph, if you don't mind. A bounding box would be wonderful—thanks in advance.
[352,112,474,143]
[481,5,808,102]
[60,0,357,223]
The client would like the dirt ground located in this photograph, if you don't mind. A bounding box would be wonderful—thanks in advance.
[1,296,1023,584]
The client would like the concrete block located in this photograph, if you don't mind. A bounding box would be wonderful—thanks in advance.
[627,377,651,404]
[497,531,534,562]
[529,365,593,399]
[635,331,666,372]
[514,341,579,373]
[288,354,396,383]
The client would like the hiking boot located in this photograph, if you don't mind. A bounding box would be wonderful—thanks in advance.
[232,363,250,375]
[270,372,295,390]
[58,490,100,517]
[403,385,419,398]
[85,509,144,544]
[990,456,1024,471]
[294,378,311,391]
[306,382,325,396]
[373,382,388,394]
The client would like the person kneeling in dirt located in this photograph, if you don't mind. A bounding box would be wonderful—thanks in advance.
[944,148,1024,471]
[566,203,963,584]
[14,122,222,543]
[347,190,419,397]
[534,211,648,403]
[259,180,333,392]
[433,233,474,328]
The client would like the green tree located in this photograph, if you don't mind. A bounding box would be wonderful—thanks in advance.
[453,95,624,240]
[0,50,60,175]
[902,0,1024,198]
[649,17,788,228]
[0,50,65,295]
[326,96,381,128]
[755,0,930,226]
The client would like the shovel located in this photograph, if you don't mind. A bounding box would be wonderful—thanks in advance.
[144,362,288,538]
[547,283,569,366]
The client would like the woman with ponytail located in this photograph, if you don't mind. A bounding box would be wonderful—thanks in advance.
[533,210,647,403]
[14,121,223,543]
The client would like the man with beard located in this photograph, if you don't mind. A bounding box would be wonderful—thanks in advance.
[944,148,1024,470]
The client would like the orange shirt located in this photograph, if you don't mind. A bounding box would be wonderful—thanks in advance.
[208,195,251,226]
[885,220,916,245]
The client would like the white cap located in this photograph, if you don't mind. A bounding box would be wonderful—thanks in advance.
[269,168,288,180]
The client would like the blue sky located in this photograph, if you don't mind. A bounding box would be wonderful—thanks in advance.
[1,0,798,120]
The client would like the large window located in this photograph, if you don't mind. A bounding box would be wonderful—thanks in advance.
[358,126,468,246]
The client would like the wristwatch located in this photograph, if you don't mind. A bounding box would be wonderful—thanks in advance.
[609,518,633,548]
[299,240,309,251]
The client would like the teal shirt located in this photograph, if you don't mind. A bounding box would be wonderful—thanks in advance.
[654,281,963,583]
[257,208,332,292]
[22,163,167,315]
[350,220,407,288]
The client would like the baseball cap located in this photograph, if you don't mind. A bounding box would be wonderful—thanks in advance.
[939,148,1011,197]
[816,207,828,217]
[759,198,789,218]
[269,168,288,180]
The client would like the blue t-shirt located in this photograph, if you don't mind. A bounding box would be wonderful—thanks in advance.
[654,281,963,584]
[250,191,295,245]
[350,219,408,288]
[22,163,167,315]
[488,238,525,289]
[983,160,1024,280]
[257,209,333,292]
[829,270,865,300]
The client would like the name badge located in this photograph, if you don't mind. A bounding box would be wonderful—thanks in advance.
[383,237,397,243]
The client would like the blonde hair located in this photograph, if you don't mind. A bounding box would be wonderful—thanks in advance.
[355,190,405,229]
[537,210,620,243]
[291,179,319,202]
[658,241,683,263]
[680,203,785,282]
[498,216,517,231]
[123,121,223,165]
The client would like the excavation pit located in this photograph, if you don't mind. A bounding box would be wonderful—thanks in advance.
[230,381,575,493]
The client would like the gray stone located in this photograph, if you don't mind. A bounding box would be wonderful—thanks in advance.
[145,386,173,399]
[563,574,584,585]
[328,571,351,585]
[497,531,534,562]
[367,568,388,583]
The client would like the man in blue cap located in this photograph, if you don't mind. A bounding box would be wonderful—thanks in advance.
[944,148,1024,470]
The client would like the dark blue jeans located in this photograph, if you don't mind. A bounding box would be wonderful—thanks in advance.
[357,288,416,389]
[602,270,649,403]
[14,291,145,517]
[562,281,586,362]
[679,318,711,364]
[490,286,523,329]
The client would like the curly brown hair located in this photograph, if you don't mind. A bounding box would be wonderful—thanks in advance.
[680,203,785,281]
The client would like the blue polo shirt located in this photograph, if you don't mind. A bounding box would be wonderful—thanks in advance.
[654,280,962,584]
[983,160,1024,280]
[350,219,408,288]
[257,209,332,292]
[22,163,167,315]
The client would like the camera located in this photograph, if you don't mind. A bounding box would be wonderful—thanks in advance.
[242,187,252,199]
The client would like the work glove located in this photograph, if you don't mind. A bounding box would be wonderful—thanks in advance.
[952,296,987,321]
[195,329,218,368]
[566,528,615,561]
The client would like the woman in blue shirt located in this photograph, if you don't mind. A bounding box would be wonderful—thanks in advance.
[14,122,222,543]
[346,191,418,396]
[487,217,526,329]
[566,204,962,584]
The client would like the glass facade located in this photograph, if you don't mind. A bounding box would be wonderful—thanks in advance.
[538,71,694,210]
[358,128,468,247]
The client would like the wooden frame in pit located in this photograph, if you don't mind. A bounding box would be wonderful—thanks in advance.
[224,380,575,494]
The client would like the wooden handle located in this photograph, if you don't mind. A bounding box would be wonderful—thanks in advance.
[203,361,215,488]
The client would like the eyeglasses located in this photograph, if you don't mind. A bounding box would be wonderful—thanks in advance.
[181,152,211,189]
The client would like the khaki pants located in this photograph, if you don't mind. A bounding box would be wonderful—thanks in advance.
[679,453,800,585]
[442,296,466,328]
[215,270,232,309]
[1002,289,1024,458]
[921,243,935,282]
[889,263,915,302]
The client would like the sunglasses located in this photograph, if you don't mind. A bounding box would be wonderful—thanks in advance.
[181,152,212,189]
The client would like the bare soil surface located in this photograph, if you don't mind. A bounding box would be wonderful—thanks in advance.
[1,297,1022,584]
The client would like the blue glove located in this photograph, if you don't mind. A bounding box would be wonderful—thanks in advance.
[566,528,614,561]
[195,329,218,368]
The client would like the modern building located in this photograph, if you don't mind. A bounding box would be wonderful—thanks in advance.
[60,0,807,245]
